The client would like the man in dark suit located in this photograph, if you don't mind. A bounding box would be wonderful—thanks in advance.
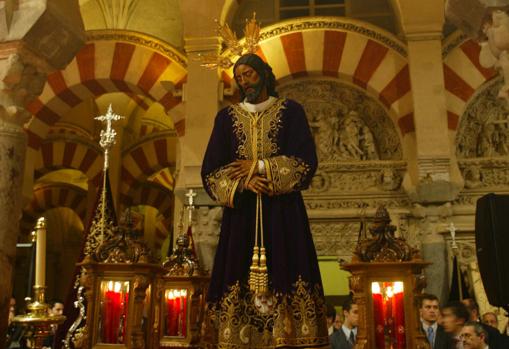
[418,294,449,349]
[330,299,358,349]
[326,303,338,335]
[442,301,471,348]
[462,298,509,349]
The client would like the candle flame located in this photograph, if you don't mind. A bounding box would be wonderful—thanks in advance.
[371,282,381,294]
[165,289,188,300]
[387,286,394,298]
[394,281,404,294]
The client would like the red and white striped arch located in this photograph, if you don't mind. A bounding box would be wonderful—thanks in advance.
[154,217,171,250]
[443,36,497,131]
[118,181,173,248]
[25,31,187,151]
[148,167,174,191]
[120,132,177,199]
[22,183,88,233]
[120,181,173,221]
[222,18,414,135]
[34,139,103,183]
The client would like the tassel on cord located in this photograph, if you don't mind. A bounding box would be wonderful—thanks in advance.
[247,161,260,293]
[257,194,268,295]
[247,112,268,296]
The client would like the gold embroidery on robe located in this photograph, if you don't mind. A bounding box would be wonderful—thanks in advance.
[205,166,241,207]
[229,99,286,160]
[265,155,310,194]
[201,277,329,348]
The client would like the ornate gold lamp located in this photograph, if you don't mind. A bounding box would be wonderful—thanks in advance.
[152,190,210,348]
[12,217,66,349]
[78,225,160,349]
[341,206,430,349]
[67,105,160,349]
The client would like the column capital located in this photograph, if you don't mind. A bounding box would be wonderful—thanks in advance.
[0,0,85,71]
[405,32,443,42]
[0,52,46,127]
[184,36,222,54]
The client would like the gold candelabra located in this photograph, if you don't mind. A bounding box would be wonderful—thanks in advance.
[12,217,66,349]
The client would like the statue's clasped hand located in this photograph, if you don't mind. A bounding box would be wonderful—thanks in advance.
[227,159,255,179]
[246,175,273,196]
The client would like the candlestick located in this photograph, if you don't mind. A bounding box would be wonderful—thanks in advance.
[393,282,405,349]
[35,217,46,287]
[372,282,385,348]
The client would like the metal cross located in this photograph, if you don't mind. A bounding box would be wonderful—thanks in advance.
[185,189,197,226]
[185,189,197,207]
[94,104,124,169]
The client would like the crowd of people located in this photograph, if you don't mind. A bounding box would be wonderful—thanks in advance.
[326,294,509,349]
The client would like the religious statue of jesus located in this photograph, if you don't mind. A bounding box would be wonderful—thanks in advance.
[201,53,329,348]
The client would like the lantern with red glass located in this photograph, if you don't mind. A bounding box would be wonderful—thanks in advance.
[153,201,209,349]
[341,206,431,349]
[78,228,160,349]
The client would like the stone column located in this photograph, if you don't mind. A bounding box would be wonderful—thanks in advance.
[174,0,224,210]
[393,0,462,201]
[392,0,460,297]
[411,203,453,301]
[0,0,85,339]
[0,50,49,340]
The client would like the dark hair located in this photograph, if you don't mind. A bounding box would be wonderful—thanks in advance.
[442,301,470,322]
[48,300,64,309]
[462,298,479,314]
[233,53,278,100]
[417,293,439,308]
[463,321,489,343]
[342,298,355,313]
[326,303,336,319]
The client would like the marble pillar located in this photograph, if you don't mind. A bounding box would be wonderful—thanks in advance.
[0,0,85,339]
[0,108,29,340]
[0,51,48,341]
[393,0,461,296]
[411,203,454,302]
[174,0,224,221]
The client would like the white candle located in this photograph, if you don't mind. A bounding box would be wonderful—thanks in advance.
[35,217,46,287]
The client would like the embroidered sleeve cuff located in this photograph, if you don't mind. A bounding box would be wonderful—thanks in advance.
[205,167,242,207]
[265,156,310,194]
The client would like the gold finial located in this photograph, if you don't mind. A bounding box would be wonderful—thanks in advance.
[36,216,45,229]
[94,104,125,170]
[199,12,261,69]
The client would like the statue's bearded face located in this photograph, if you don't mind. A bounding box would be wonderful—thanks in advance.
[234,64,265,103]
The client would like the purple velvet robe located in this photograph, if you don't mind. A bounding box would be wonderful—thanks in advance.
[201,98,328,348]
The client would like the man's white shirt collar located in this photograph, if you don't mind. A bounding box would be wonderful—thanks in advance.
[341,324,357,340]
[240,96,277,113]
[421,319,438,332]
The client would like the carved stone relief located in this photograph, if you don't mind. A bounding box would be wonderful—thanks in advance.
[457,77,509,159]
[190,207,222,272]
[278,79,402,162]
[310,222,361,258]
[306,162,405,195]
[458,158,509,190]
